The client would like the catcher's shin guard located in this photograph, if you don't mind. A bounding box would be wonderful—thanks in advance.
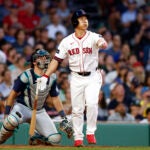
[0,112,21,144]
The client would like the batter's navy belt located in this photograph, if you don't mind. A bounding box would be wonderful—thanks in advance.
[77,72,91,76]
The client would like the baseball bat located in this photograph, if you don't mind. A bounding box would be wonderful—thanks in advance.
[29,84,39,136]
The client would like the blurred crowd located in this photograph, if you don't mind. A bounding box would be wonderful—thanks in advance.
[0,0,150,123]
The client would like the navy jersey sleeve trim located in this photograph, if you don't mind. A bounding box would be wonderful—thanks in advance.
[54,56,63,62]
[13,77,27,93]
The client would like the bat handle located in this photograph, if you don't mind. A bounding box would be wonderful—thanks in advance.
[29,82,39,136]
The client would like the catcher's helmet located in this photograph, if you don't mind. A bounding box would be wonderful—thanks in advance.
[71,9,89,28]
[31,49,50,69]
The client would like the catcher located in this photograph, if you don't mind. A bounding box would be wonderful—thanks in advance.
[0,49,73,145]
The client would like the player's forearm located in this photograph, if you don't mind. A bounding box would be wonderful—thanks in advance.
[6,90,17,106]
[52,97,64,112]
[45,59,59,77]
[5,90,17,115]
[51,96,66,118]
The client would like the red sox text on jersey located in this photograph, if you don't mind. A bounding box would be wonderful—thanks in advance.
[68,47,92,55]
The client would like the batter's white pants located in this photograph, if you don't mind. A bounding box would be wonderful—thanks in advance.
[70,70,102,140]
[11,103,58,137]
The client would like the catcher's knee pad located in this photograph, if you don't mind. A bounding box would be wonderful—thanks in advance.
[0,112,22,144]
[3,112,22,130]
[47,133,61,145]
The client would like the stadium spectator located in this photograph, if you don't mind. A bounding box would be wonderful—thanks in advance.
[4,25,17,44]
[46,12,67,39]
[120,43,131,61]
[23,44,33,61]
[139,86,150,117]
[57,0,70,24]
[12,29,28,54]
[0,63,7,83]
[105,34,122,62]
[102,54,115,74]
[0,27,7,49]
[0,40,12,55]
[140,107,150,123]
[0,50,7,64]
[132,61,145,84]
[37,0,51,28]
[0,0,13,24]
[7,47,26,81]
[108,82,134,115]
[129,102,143,122]
[55,31,64,48]
[27,28,41,47]
[38,28,49,48]
[98,91,108,121]
[2,4,22,33]
[18,2,40,34]
[107,102,135,122]
[120,0,138,42]
[0,69,13,101]
[123,69,141,103]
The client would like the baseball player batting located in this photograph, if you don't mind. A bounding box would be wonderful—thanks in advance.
[37,9,107,147]
[0,49,73,145]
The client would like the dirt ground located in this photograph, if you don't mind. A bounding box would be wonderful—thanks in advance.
[0,145,51,148]
[0,145,104,149]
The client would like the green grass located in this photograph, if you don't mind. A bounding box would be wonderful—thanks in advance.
[1,147,150,150]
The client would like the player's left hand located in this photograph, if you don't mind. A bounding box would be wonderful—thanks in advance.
[37,76,48,91]
[59,117,73,139]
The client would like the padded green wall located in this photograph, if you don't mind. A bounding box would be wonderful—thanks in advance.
[1,123,149,146]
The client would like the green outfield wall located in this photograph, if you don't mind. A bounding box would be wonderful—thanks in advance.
[1,122,150,146]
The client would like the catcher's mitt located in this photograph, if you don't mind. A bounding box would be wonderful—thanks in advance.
[59,117,73,139]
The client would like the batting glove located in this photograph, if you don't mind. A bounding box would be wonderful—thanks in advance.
[59,117,73,139]
[37,75,48,91]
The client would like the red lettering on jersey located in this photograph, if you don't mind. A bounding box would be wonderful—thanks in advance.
[83,47,92,54]
[89,48,92,54]
[68,48,79,55]
[68,50,72,55]
[76,48,79,54]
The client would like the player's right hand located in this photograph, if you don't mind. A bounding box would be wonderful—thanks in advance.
[37,75,48,91]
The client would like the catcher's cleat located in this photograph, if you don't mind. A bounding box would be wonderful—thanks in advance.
[86,134,96,144]
[29,133,52,145]
[74,140,84,147]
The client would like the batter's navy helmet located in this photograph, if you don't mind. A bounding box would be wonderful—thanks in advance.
[71,9,89,28]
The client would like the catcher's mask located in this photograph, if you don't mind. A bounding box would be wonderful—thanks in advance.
[31,49,50,69]
[71,9,89,28]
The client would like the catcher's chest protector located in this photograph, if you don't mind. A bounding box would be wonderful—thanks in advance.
[23,69,55,110]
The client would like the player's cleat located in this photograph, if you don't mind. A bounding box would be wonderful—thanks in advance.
[29,133,52,145]
[74,140,84,147]
[86,134,96,144]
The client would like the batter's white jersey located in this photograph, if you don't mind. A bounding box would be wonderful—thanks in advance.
[55,30,103,72]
